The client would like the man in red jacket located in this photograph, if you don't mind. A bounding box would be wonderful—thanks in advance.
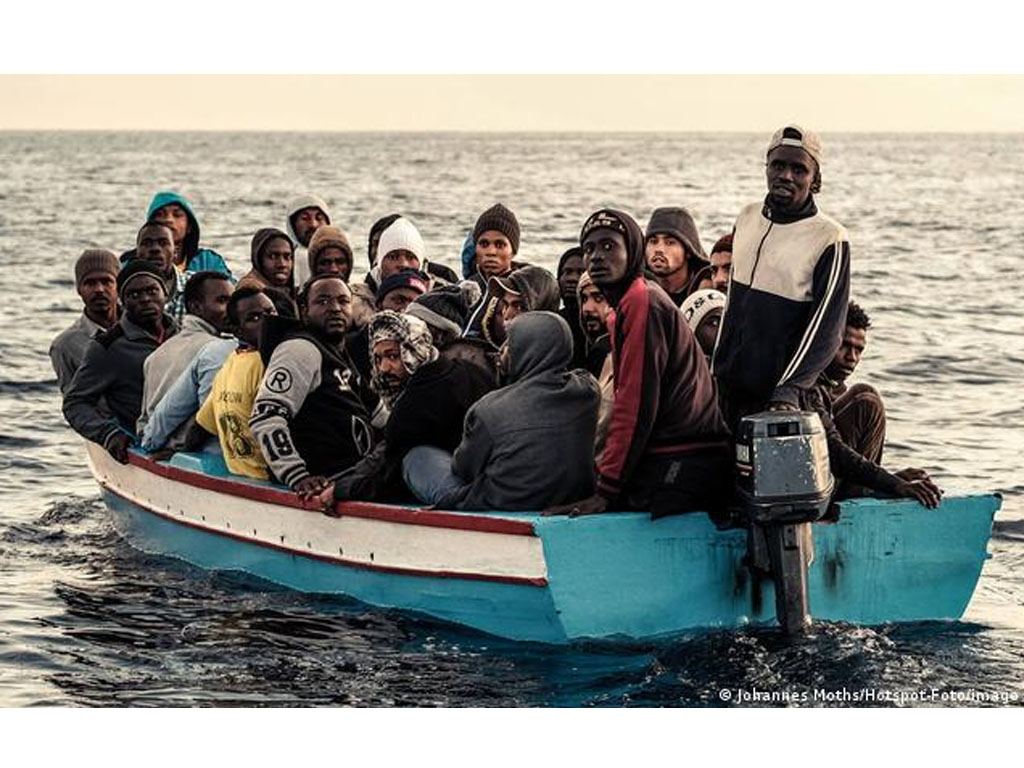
[547,209,732,519]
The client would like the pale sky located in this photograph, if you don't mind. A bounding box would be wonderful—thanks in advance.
[1,75,1021,133]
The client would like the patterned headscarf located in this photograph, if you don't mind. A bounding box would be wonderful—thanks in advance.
[368,310,439,407]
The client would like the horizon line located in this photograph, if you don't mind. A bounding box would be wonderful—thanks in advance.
[3,127,1023,135]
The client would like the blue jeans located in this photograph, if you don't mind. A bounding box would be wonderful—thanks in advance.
[402,446,467,506]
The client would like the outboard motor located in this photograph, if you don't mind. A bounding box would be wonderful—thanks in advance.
[735,411,833,636]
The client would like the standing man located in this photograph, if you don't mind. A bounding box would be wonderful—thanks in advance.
[644,206,711,306]
[249,276,375,499]
[713,125,851,428]
[286,194,332,287]
[147,191,231,277]
[549,210,731,519]
[50,249,120,394]
[63,261,176,462]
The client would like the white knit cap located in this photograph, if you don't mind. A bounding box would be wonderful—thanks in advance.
[680,289,726,332]
[377,217,425,262]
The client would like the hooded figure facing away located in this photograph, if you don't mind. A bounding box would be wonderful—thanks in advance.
[403,311,600,511]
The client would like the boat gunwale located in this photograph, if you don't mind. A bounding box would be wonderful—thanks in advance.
[99,473,550,587]
[127,452,539,537]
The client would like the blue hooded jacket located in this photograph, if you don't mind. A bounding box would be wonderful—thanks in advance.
[147,191,232,278]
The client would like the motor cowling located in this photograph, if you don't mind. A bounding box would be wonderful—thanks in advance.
[735,410,833,524]
[735,410,834,637]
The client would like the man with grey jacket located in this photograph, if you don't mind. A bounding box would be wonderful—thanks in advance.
[403,311,600,511]
[135,270,232,436]
[63,261,177,463]
[50,249,120,394]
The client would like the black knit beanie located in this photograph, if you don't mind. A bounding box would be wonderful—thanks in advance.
[375,268,430,307]
[117,259,167,294]
[473,203,520,254]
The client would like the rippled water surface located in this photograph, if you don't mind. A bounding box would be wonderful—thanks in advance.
[1,131,1023,707]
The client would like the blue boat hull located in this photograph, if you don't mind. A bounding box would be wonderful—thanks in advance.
[90,446,998,644]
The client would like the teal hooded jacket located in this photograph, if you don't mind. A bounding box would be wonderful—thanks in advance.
[147,191,232,278]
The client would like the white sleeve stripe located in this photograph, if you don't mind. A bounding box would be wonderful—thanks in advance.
[776,236,844,388]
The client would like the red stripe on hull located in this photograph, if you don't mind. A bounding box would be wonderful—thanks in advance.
[100,482,548,588]
[127,453,537,536]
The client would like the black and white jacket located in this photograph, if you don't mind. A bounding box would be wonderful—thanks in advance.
[249,321,379,489]
[713,195,850,409]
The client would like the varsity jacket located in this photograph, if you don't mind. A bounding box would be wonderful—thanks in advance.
[249,322,375,488]
[713,195,850,408]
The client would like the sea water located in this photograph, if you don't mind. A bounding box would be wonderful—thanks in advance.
[1,131,1022,706]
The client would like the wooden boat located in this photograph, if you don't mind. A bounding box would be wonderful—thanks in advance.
[86,443,999,644]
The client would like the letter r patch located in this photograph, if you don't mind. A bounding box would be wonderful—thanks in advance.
[266,368,293,394]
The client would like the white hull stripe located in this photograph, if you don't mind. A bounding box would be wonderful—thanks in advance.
[87,444,549,586]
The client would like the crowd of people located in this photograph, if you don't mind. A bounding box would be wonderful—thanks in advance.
[52,124,943,520]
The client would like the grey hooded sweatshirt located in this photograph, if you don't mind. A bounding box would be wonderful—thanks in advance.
[443,311,600,511]
[285,194,332,288]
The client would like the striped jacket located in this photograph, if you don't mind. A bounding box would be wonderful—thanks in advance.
[712,196,850,408]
